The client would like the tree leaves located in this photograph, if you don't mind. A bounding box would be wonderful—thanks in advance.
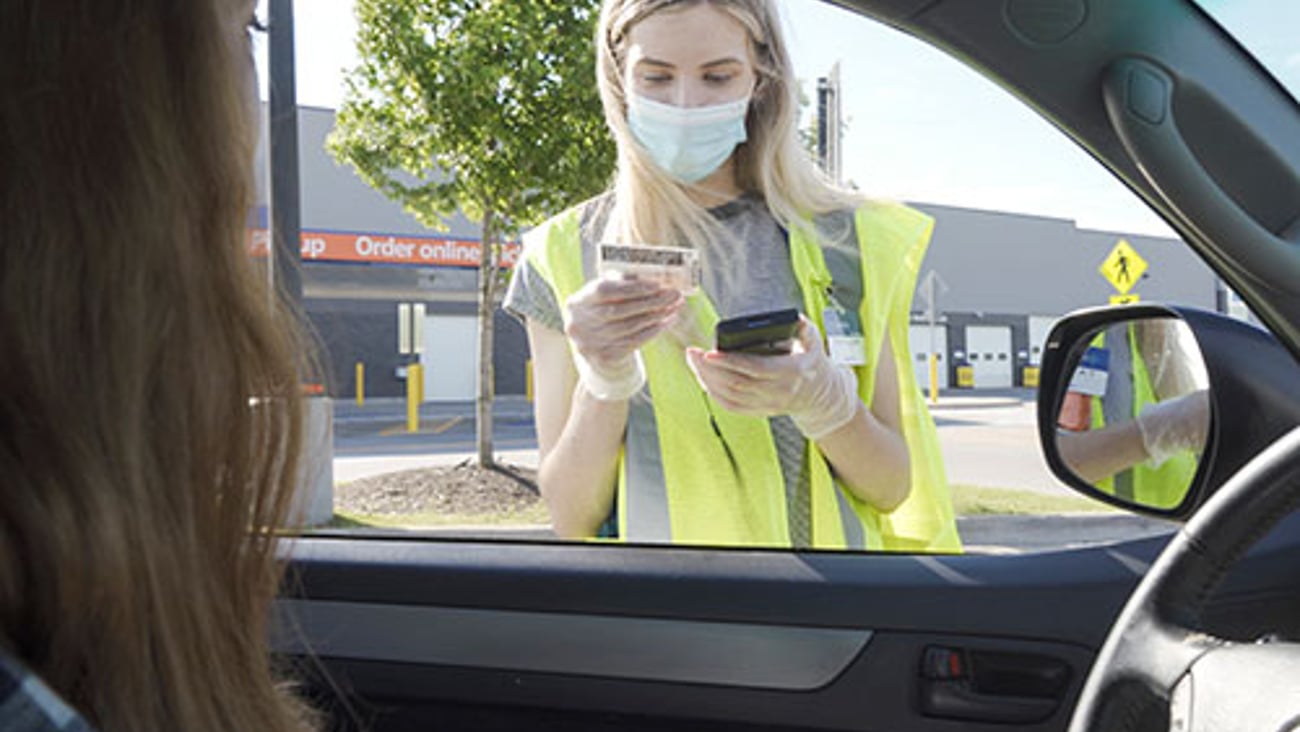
[328,0,615,236]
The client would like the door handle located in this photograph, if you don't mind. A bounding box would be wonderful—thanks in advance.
[922,680,1059,724]
[918,646,1070,724]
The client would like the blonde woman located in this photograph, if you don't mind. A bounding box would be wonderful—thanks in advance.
[1056,319,1209,506]
[0,1,318,730]
[507,0,959,551]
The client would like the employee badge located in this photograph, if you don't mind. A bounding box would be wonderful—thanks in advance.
[1067,346,1110,397]
[822,305,866,366]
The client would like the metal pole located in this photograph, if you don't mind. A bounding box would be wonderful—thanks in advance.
[407,365,422,433]
[269,0,303,306]
[816,77,829,173]
[355,362,365,407]
[828,62,842,185]
[926,272,939,404]
[1214,276,1229,315]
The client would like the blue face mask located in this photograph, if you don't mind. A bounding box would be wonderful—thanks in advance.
[626,93,751,184]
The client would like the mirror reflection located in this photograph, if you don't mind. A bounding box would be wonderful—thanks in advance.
[1055,317,1210,510]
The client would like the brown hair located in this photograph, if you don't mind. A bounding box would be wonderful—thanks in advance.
[0,2,316,730]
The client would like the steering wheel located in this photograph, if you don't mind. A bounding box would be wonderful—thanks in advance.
[1069,426,1300,731]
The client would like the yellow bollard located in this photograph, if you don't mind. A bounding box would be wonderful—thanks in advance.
[406,364,421,433]
[526,359,534,402]
[956,365,975,388]
[355,362,365,407]
[1023,366,1040,388]
[928,353,939,405]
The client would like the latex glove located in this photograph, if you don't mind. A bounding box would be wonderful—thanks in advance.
[686,316,860,440]
[1136,389,1210,467]
[563,275,683,400]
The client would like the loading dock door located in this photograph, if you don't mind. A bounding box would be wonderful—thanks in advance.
[421,315,479,401]
[908,325,949,390]
[1028,316,1058,367]
[965,326,1012,388]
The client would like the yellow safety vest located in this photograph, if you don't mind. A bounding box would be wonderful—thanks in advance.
[522,199,961,552]
[1090,327,1196,509]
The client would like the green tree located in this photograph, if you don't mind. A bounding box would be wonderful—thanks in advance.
[329,0,615,469]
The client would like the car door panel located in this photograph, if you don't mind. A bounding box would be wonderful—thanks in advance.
[276,599,872,690]
[277,517,1300,730]
[278,540,1130,731]
[296,635,1092,732]
[282,536,1152,646]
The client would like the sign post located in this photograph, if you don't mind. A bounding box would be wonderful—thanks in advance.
[919,270,947,404]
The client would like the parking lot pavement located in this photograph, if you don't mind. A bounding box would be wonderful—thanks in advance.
[324,389,1178,553]
[928,389,1075,497]
[332,389,1070,495]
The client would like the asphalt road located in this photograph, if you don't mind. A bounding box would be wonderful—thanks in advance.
[321,390,1186,553]
[334,401,539,457]
[332,389,1075,497]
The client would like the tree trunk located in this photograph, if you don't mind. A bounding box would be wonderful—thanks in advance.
[476,208,497,469]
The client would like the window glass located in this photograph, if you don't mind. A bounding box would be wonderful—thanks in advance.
[1194,0,1300,104]
[258,0,1230,553]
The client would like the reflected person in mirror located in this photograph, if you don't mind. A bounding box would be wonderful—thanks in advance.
[505,0,959,551]
[1056,319,1210,509]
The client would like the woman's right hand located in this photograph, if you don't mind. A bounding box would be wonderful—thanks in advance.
[563,276,684,372]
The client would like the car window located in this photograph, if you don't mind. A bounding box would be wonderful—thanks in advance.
[253,0,1242,554]
[1194,0,1300,104]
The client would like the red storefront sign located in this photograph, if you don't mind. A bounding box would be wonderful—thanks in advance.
[247,229,519,268]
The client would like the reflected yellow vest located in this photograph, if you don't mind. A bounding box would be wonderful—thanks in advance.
[1091,327,1196,509]
[523,200,961,552]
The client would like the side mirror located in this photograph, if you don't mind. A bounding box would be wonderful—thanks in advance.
[1038,305,1300,520]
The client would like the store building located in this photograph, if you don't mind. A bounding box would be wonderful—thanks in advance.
[259,106,1222,399]
[906,204,1218,390]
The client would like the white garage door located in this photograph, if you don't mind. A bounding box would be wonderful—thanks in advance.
[1028,316,1058,367]
[965,326,1012,388]
[908,325,949,391]
[420,315,479,401]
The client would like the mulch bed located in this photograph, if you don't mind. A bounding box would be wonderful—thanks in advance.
[334,460,540,517]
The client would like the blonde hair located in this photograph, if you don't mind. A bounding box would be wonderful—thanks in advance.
[596,0,860,249]
[0,2,316,731]
[1134,319,1208,398]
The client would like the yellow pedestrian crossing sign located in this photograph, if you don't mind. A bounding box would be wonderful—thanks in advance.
[1100,239,1147,295]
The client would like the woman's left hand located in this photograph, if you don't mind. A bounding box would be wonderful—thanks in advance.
[686,316,860,439]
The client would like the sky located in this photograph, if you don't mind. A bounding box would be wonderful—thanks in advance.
[253,0,1299,238]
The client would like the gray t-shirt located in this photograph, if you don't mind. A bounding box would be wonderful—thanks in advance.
[504,193,803,328]
[503,194,818,545]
